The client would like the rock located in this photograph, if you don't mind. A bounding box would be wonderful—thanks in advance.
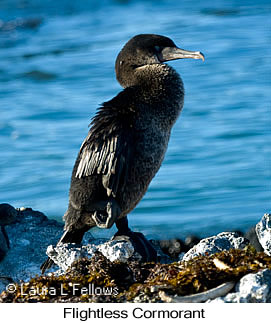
[16,207,48,226]
[46,238,136,272]
[98,238,135,263]
[0,204,18,259]
[184,235,201,250]
[158,236,201,260]
[1,205,270,303]
[182,232,249,261]
[0,207,64,287]
[244,226,263,251]
[46,244,90,272]
[3,246,271,303]
[0,204,18,225]
[150,239,172,264]
[0,228,9,261]
[0,281,6,294]
[0,277,13,296]
[208,269,271,303]
[159,238,186,259]
[256,213,271,256]
[0,206,159,294]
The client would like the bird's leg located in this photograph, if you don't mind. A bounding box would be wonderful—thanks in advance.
[92,198,121,229]
[113,217,157,262]
[114,216,131,235]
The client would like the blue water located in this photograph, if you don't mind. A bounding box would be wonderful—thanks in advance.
[0,0,270,239]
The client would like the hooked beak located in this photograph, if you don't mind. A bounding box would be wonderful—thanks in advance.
[158,47,205,62]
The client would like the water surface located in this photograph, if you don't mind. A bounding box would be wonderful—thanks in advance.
[0,0,270,239]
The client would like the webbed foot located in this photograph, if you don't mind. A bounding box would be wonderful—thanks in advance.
[113,217,157,262]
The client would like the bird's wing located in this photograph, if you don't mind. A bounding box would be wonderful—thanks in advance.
[75,96,136,198]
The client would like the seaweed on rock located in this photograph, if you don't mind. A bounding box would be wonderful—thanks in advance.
[1,247,271,303]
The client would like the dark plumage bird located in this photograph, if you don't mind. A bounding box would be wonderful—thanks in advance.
[41,34,204,273]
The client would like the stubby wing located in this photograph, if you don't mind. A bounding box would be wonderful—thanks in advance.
[75,98,135,198]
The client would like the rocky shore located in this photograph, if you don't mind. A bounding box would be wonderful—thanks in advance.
[0,204,270,303]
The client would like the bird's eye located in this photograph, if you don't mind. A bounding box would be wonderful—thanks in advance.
[154,46,161,53]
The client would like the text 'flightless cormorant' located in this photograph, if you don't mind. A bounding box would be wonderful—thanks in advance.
[41,34,204,273]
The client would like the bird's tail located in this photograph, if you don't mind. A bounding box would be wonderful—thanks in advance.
[40,229,86,274]
[40,257,55,274]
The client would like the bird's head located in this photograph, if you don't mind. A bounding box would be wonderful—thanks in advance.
[115,34,204,87]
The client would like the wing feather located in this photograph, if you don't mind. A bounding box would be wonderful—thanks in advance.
[75,91,136,198]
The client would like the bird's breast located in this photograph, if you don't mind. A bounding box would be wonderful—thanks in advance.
[119,119,171,214]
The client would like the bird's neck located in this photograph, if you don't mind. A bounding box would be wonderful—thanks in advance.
[134,64,184,101]
[131,64,185,128]
[116,64,185,127]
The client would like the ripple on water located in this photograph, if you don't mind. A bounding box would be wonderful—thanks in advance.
[20,70,58,81]
[0,0,270,238]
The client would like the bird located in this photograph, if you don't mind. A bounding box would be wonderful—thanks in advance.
[40,34,204,273]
